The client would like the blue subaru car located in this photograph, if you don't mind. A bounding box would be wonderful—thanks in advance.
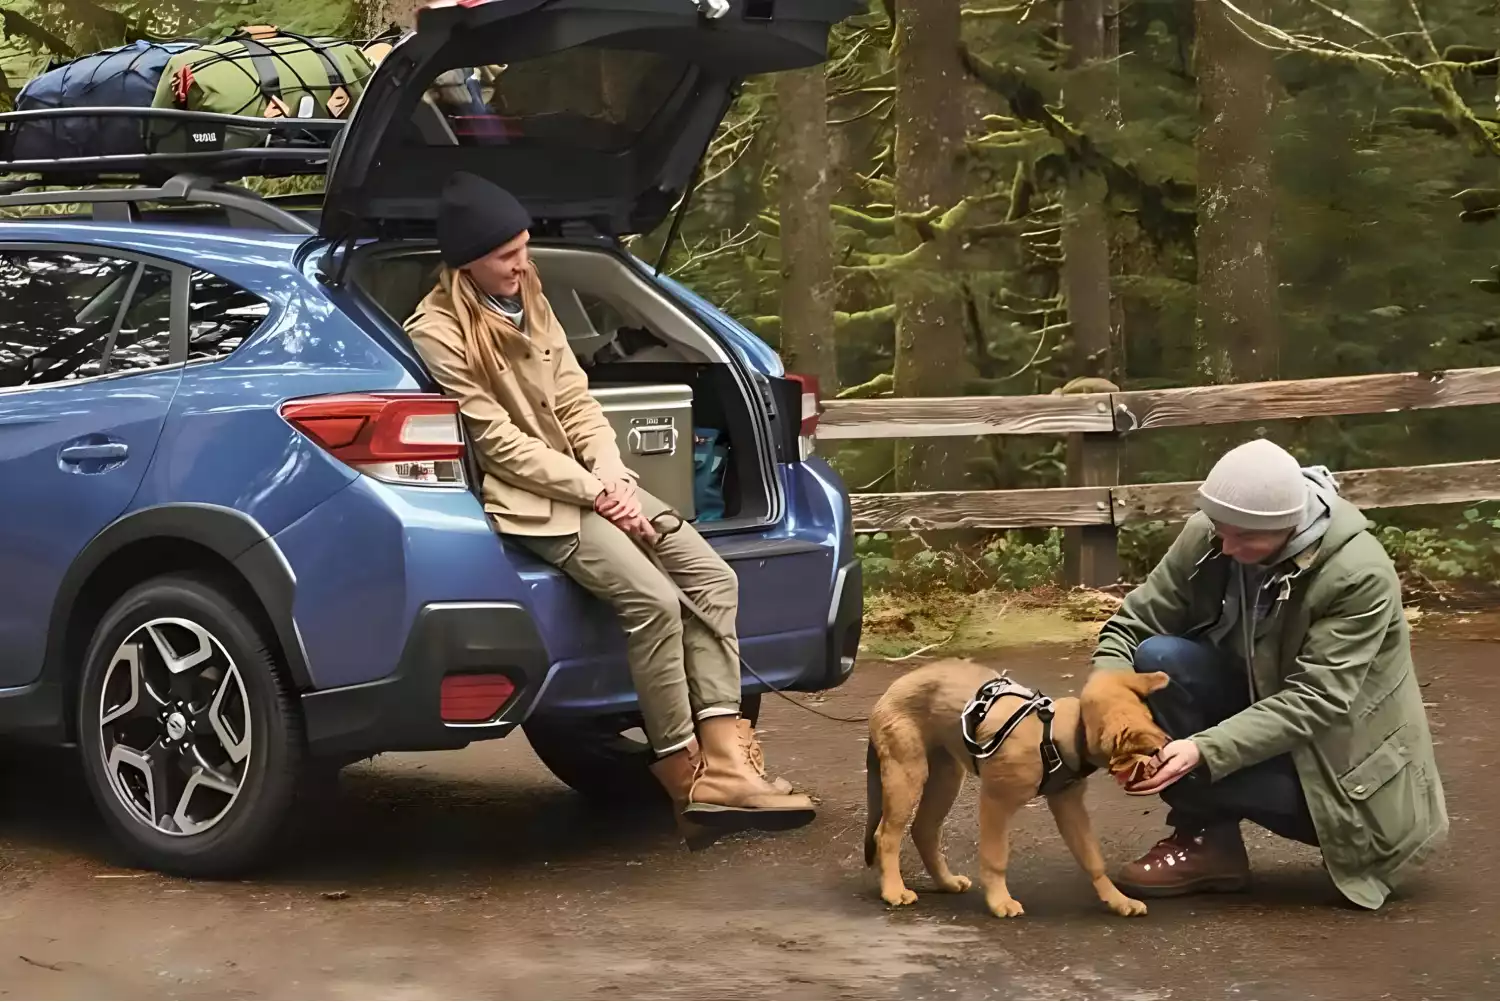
[0,0,863,875]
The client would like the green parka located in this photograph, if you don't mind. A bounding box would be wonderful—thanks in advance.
[1094,499,1447,909]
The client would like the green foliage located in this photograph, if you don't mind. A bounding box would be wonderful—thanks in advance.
[856,530,1061,593]
[1117,520,1177,581]
[857,503,1500,598]
[1369,503,1500,588]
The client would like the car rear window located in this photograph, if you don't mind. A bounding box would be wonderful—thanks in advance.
[414,49,686,152]
[188,271,270,362]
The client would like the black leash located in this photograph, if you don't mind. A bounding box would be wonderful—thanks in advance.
[634,514,1094,786]
[635,512,870,725]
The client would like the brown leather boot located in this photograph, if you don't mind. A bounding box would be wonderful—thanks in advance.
[736,718,795,795]
[1115,823,1250,898]
[683,716,816,831]
[647,743,720,851]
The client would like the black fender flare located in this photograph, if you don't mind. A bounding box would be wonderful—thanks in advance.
[44,503,311,692]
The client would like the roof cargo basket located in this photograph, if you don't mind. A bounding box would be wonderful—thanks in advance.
[0,171,318,234]
[0,107,345,186]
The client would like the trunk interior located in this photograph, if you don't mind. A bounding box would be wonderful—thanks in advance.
[348,243,778,531]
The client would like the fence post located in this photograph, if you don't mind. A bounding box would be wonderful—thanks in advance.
[1062,410,1120,587]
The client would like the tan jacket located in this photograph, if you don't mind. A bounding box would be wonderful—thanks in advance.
[405,264,634,536]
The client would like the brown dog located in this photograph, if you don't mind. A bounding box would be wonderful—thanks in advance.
[864,659,1170,918]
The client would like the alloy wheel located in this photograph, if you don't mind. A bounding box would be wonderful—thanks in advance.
[97,617,253,836]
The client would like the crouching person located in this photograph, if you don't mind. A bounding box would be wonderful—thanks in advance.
[405,171,815,846]
[1093,439,1447,909]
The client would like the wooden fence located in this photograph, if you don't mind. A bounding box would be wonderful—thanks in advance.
[822,365,1500,585]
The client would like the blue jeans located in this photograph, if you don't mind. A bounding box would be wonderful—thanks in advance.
[1135,636,1318,845]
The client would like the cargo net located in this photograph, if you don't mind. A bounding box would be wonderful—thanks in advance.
[1,34,364,171]
[164,32,374,124]
[8,42,197,160]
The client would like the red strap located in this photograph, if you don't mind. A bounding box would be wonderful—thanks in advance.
[171,64,195,106]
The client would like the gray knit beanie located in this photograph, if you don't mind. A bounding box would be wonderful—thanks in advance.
[1196,439,1308,531]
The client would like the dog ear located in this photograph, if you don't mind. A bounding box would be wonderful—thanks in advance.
[1124,670,1171,696]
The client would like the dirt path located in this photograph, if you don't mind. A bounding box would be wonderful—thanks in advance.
[1,630,1495,1000]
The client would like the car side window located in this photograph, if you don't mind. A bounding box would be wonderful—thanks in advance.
[0,249,174,387]
[188,270,270,362]
[104,266,174,374]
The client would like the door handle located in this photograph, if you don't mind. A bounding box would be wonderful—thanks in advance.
[60,442,129,462]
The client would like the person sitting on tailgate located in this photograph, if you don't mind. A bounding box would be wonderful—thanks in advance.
[403,171,816,847]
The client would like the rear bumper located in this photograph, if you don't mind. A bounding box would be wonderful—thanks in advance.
[820,557,862,689]
[297,539,862,752]
[299,601,550,759]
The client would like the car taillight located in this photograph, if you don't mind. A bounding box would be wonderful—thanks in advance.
[784,373,821,437]
[784,373,821,458]
[440,673,516,723]
[280,393,467,487]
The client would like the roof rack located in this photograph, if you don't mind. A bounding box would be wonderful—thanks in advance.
[0,172,317,235]
[0,107,345,185]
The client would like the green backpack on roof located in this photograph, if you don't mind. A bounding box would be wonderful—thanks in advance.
[150,26,375,152]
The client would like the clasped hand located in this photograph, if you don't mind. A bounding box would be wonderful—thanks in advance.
[595,478,657,545]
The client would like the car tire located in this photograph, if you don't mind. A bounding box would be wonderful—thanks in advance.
[76,572,305,877]
[524,692,762,805]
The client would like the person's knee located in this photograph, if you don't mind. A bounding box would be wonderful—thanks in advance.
[705,559,738,608]
[1135,635,1214,684]
[630,585,684,638]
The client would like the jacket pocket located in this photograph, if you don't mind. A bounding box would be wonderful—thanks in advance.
[1339,724,1413,801]
[484,478,551,521]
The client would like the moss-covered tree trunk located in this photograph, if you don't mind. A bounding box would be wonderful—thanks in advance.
[892,0,974,490]
[1195,0,1278,382]
[775,66,839,394]
[360,0,427,35]
[1060,0,1121,586]
[1060,0,1115,382]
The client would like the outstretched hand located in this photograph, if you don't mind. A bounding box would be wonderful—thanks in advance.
[1124,739,1201,796]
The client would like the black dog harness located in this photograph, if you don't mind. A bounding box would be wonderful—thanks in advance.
[960,674,1094,796]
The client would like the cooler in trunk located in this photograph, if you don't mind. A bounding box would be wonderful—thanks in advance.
[592,383,694,518]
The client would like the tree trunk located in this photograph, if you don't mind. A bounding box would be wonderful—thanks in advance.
[892,0,974,490]
[1060,0,1115,383]
[1194,0,1278,382]
[360,0,427,36]
[1060,0,1122,587]
[776,67,839,394]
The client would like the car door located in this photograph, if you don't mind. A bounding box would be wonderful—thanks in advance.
[0,245,186,689]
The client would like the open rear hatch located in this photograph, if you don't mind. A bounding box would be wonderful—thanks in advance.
[320,0,863,243]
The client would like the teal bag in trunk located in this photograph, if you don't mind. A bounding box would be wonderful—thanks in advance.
[693,427,728,522]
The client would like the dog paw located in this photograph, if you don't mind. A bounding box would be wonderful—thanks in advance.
[1108,895,1148,917]
[986,896,1025,919]
[882,887,918,907]
[935,874,972,894]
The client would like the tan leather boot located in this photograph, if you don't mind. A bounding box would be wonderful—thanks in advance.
[647,742,720,851]
[737,718,795,795]
[683,716,816,831]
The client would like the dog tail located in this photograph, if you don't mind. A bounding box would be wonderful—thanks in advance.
[863,739,881,867]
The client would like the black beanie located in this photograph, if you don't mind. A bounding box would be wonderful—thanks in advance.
[436,171,533,267]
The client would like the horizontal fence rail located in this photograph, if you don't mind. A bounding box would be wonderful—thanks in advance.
[825,365,1500,582]
[850,460,1500,532]
[822,364,1500,440]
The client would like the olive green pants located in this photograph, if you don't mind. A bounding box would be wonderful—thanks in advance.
[513,493,742,755]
